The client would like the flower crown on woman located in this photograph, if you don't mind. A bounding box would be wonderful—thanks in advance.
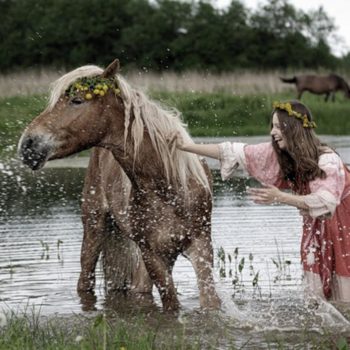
[273,101,317,128]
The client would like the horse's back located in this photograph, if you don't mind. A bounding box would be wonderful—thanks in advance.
[296,74,337,93]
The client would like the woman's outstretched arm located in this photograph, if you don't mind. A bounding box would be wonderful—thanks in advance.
[169,132,221,160]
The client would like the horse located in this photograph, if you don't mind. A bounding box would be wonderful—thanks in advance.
[18,59,221,311]
[280,74,350,102]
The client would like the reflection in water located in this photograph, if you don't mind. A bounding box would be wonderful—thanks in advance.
[0,161,349,345]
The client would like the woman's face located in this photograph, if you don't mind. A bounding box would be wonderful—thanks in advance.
[270,113,286,150]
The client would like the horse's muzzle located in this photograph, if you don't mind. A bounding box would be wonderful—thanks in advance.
[18,135,51,170]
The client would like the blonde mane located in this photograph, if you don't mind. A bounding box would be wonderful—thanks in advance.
[48,65,210,194]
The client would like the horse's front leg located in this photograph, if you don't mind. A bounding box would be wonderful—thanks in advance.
[139,247,180,311]
[324,92,330,102]
[185,233,221,310]
[77,206,107,293]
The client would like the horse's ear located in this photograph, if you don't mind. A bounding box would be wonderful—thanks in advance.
[102,59,120,78]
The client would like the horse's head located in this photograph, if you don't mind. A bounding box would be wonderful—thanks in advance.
[346,84,350,99]
[18,60,123,170]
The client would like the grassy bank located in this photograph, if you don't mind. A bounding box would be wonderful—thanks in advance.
[0,309,348,350]
[1,91,350,156]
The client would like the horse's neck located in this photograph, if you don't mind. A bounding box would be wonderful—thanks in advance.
[108,137,169,189]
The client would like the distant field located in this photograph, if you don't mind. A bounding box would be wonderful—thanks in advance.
[1,89,350,157]
[2,68,349,97]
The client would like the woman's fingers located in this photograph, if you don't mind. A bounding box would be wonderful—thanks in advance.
[247,186,279,204]
[247,188,267,196]
[166,131,185,151]
[167,131,179,146]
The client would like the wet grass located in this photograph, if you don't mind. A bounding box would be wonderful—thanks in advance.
[1,91,350,157]
[0,309,202,350]
[0,308,349,350]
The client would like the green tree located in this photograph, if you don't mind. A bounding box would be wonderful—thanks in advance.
[0,0,344,72]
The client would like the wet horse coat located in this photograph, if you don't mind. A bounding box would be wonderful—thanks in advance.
[18,60,221,311]
[280,74,350,102]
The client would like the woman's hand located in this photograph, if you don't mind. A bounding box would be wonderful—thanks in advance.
[166,131,221,159]
[167,131,185,150]
[247,184,282,204]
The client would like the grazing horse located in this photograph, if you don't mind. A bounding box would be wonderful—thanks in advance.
[280,74,350,102]
[18,59,221,311]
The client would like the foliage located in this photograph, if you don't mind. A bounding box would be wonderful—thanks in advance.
[0,0,347,72]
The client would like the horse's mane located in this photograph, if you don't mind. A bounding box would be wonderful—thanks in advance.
[47,65,210,194]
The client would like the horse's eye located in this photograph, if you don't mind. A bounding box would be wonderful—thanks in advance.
[70,97,84,105]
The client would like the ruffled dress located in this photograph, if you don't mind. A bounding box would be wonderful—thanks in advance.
[219,141,350,301]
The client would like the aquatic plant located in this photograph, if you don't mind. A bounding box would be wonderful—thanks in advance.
[56,239,63,261]
[271,238,292,283]
[217,246,262,299]
[39,240,50,260]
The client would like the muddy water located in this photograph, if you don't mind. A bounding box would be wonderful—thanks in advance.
[1,152,350,346]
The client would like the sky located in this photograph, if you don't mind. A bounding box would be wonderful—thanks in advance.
[214,0,350,56]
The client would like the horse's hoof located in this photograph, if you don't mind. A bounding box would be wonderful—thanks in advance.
[201,296,222,310]
[78,290,97,312]
[77,277,95,293]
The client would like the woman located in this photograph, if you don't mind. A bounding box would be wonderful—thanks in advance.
[170,100,350,302]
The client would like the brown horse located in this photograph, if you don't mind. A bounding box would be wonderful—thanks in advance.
[18,59,221,311]
[280,74,350,102]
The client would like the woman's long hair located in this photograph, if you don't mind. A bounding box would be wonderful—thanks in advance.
[271,100,327,192]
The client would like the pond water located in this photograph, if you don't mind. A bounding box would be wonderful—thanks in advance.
[1,136,350,347]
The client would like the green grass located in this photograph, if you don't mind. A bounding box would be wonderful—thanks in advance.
[0,309,349,350]
[0,310,202,350]
[1,91,350,157]
[0,94,48,157]
[153,91,350,136]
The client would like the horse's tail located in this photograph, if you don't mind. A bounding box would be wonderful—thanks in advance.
[280,76,297,84]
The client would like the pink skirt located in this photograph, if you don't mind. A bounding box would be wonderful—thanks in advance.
[301,193,350,301]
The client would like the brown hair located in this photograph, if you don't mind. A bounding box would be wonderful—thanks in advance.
[271,100,326,192]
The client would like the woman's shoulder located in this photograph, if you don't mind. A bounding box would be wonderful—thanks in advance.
[244,142,274,154]
[318,148,342,167]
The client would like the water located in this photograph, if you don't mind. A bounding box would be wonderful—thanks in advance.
[0,163,301,313]
[1,137,350,346]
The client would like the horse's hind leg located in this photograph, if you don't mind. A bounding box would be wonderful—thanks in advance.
[102,216,153,294]
[297,90,303,100]
[325,92,330,102]
[185,235,221,310]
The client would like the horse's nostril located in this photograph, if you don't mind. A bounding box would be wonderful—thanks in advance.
[19,135,50,170]
[21,136,34,151]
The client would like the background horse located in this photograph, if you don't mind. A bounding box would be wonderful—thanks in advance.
[280,74,350,102]
[18,59,221,311]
